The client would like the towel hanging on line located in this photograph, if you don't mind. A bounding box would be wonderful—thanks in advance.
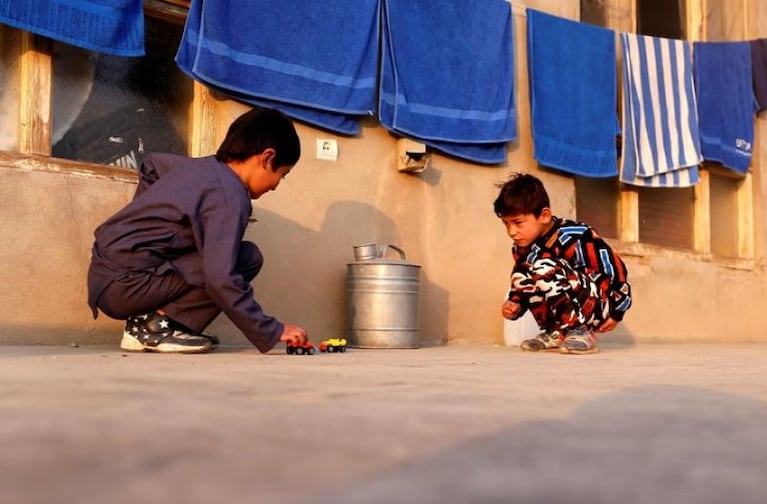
[176,0,380,135]
[0,0,144,56]
[620,33,702,188]
[527,9,619,178]
[379,0,517,164]
[694,41,755,175]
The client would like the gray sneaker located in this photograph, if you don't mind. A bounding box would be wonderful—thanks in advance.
[520,330,563,352]
[121,313,212,354]
[560,326,599,355]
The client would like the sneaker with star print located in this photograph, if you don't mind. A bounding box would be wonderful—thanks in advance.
[121,313,212,354]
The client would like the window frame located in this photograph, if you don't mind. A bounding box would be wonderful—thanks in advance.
[575,0,757,268]
[1,0,194,180]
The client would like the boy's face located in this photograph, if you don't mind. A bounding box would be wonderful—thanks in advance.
[500,208,553,248]
[250,163,292,199]
[239,148,293,199]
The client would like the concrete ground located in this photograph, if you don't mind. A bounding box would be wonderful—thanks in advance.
[1,342,766,504]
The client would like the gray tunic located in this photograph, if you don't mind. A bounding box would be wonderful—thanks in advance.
[87,153,283,351]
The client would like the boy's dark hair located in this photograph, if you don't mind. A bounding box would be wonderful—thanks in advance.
[493,172,550,217]
[216,107,301,168]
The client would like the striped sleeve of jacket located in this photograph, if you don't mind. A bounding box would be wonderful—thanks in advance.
[559,223,633,321]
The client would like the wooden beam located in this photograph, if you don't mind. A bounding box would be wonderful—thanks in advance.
[18,32,51,155]
[189,81,218,157]
[619,189,639,243]
[737,173,755,259]
[0,151,136,183]
[693,169,711,254]
[144,0,188,25]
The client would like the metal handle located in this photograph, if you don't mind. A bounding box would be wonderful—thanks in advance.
[378,244,407,260]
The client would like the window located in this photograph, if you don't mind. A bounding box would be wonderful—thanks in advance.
[575,0,754,261]
[575,176,619,238]
[51,17,191,169]
[637,186,694,249]
[709,170,741,259]
[636,0,685,39]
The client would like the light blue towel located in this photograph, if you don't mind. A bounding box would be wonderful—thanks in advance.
[0,0,144,56]
[527,9,618,177]
[379,0,516,164]
[176,0,379,135]
[620,33,702,188]
[694,41,755,175]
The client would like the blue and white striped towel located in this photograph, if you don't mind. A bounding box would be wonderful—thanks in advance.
[620,33,702,188]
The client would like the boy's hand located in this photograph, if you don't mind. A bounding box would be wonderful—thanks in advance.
[501,300,522,320]
[280,324,308,345]
[596,318,617,333]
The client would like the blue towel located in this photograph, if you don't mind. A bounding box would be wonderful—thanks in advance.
[620,33,702,187]
[527,9,618,178]
[211,87,362,136]
[422,139,509,165]
[694,41,755,175]
[176,0,379,135]
[379,0,516,164]
[750,39,767,112]
[0,0,144,56]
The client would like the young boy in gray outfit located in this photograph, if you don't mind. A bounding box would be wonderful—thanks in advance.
[87,108,308,354]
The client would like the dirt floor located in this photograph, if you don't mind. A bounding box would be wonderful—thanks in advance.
[1,342,765,504]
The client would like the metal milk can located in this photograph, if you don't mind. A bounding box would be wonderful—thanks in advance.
[346,244,421,348]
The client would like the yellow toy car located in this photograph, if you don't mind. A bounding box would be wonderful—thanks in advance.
[319,338,347,353]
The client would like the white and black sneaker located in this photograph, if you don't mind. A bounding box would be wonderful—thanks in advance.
[121,313,212,354]
[178,324,220,349]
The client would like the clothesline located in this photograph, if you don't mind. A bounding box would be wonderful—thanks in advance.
[0,1,761,180]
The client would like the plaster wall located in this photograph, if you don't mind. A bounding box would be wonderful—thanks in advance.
[0,0,764,346]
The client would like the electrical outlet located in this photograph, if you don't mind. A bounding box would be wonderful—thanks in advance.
[316,139,338,161]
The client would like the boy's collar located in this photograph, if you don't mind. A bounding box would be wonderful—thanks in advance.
[538,216,560,247]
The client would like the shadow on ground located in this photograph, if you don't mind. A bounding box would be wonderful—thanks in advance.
[304,385,767,504]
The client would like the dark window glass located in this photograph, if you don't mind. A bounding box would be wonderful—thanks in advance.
[575,176,620,239]
[637,186,694,249]
[52,17,191,169]
[637,0,685,39]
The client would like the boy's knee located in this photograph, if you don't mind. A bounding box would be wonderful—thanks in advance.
[238,241,263,280]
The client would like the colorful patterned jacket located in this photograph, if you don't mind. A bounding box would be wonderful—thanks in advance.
[511,217,632,321]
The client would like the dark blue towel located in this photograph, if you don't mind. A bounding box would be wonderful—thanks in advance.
[527,9,618,177]
[694,41,755,175]
[211,87,362,136]
[0,0,144,56]
[379,0,516,164]
[750,39,767,112]
[176,0,379,135]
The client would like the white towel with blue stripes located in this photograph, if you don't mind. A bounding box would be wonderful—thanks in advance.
[620,33,702,188]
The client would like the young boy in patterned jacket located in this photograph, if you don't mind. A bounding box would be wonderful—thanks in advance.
[495,173,632,354]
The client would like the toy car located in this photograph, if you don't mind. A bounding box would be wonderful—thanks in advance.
[286,342,315,355]
[319,338,347,353]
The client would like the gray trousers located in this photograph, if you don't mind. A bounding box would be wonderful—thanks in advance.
[96,241,262,332]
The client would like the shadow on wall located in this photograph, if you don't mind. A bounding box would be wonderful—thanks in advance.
[303,385,767,504]
[210,200,449,347]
